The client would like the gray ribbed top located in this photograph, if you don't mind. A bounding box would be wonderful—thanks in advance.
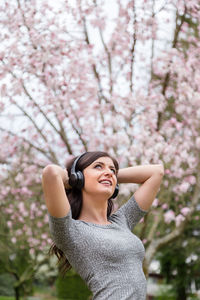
[48,196,147,300]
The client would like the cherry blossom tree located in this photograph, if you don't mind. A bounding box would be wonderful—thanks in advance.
[0,0,200,291]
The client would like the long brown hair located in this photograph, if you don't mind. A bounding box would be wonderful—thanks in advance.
[48,151,119,275]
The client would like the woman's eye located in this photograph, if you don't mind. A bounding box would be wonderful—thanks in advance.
[95,165,116,174]
[95,164,101,169]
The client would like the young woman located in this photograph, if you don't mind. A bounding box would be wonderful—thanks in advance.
[42,151,164,300]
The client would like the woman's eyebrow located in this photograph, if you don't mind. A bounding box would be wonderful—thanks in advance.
[94,161,116,169]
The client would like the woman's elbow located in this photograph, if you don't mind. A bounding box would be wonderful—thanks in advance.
[155,164,164,177]
[42,164,59,180]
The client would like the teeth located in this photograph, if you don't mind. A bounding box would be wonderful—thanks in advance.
[100,181,111,185]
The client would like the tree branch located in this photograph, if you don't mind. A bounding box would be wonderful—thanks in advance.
[144,169,200,271]
[65,107,88,152]
[130,1,137,93]
[156,5,187,131]
[98,29,113,95]
[2,61,66,160]
[0,127,57,163]
[82,16,107,125]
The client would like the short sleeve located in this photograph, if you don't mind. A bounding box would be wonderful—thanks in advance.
[48,208,75,253]
[110,195,148,231]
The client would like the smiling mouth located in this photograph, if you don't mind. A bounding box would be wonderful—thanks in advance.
[99,179,112,185]
[99,182,112,187]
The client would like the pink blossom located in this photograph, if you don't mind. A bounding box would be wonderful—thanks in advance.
[41,233,48,239]
[163,180,169,187]
[16,229,23,236]
[36,210,43,217]
[179,182,190,193]
[18,216,24,223]
[29,248,35,256]
[1,84,7,97]
[41,241,47,247]
[11,214,17,221]
[139,217,144,223]
[175,214,185,227]
[23,224,28,231]
[15,173,24,182]
[37,221,43,228]
[44,215,49,224]
[5,208,13,214]
[180,207,190,216]
[30,213,35,220]
[58,113,65,121]
[90,18,106,30]
[165,169,171,175]
[11,237,17,244]
[18,202,26,214]
[30,203,37,211]
[7,221,12,228]
[184,176,196,185]
[1,187,10,197]
[175,196,179,202]
[26,228,32,236]
[30,238,40,246]
[164,210,175,224]
[20,187,32,196]
[162,203,168,210]
[152,198,159,207]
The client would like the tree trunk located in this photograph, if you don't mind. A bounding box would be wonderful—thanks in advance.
[14,286,20,300]
[177,287,187,300]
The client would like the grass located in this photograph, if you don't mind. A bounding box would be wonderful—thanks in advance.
[33,285,57,299]
[0,285,57,300]
[0,295,57,300]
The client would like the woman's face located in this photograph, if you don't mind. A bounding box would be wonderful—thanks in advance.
[82,156,117,199]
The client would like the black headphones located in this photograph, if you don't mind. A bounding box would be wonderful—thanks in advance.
[68,152,119,199]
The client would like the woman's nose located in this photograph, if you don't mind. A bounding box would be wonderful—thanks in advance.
[103,168,113,176]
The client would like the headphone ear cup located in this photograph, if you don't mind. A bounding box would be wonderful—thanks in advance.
[69,171,84,190]
[68,153,86,190]
[111,183,119,199]
[68,173,78,188]
[76,171,84,190]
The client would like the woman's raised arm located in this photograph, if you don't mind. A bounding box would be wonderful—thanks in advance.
[42,164,71,218]
[117,164,164,211]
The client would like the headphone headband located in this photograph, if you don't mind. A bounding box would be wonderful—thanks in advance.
[71,152,87,174]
